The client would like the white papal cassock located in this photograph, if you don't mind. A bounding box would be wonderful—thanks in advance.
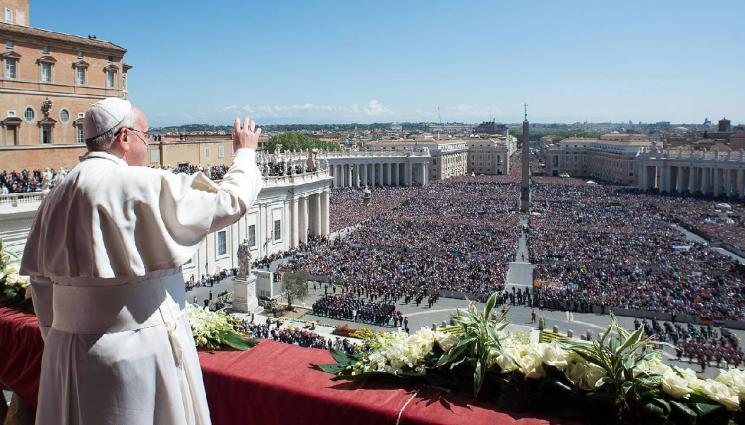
[20,149,262,425]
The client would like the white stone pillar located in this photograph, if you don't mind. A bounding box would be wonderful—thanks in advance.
[738,169,745,199]
[661,165,671,193]
[321,190,330,235]
[347,164,353,188]
[420,162,427,186]
[675,167,684,193]
[299,196,308,244]
[702,168,710,195]
[392,163,399,186]
[291,197,299,248]
[639,163,647,191]
[314,192,322,237]
[713,168,722,197]
[405,162,412,186]
[355,164,361,188]
[688,166,696,193]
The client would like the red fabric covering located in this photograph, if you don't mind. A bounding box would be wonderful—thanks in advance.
[0,307,569,424]
[0,307,43,408]
[199,341,567,425]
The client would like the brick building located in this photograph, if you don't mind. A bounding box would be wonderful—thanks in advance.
[0,0,130,168]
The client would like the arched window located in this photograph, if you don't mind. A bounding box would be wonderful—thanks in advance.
[23,107,35,122]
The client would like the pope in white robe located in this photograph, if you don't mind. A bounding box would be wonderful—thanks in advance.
[20,98,263,425]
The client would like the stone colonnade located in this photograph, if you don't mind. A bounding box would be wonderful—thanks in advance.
[637,149,745,198]
[328,160,429,188]
[289,189,330,247]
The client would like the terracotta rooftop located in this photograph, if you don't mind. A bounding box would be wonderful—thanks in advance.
[0,22,126,53]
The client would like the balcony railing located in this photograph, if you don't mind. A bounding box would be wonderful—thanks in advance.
[0,192,46,209]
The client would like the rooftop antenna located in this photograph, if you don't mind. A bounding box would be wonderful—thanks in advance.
[437,106,443,126]
[524,103,528,121]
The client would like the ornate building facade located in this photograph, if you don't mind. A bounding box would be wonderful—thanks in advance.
[0,0,130,165]
[544,134,651,185]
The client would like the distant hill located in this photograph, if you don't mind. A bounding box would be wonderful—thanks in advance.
[150,122,434,134]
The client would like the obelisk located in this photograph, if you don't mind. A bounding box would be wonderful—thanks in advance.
[519,104,531,212]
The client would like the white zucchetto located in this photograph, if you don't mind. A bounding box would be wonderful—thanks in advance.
[83,97,132,141]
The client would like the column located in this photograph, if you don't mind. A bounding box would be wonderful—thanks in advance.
[321,190,330,235]
[675,166,684,193]
[661,165,671,193]
[291,197,299,248]
[688,166,696,193]
[299,196,308,244]
[392,163,399,186]
[713,168,721,197]
[639,163,648,191]
[405,162,412,186]
[335,165,341,187]
[347,164,353,188]
[702,168,710,195]
[355,164,361,188]
[420,162,427,186]
[738,170,745,199]
[386,163,392,186]
[314,192,322,237]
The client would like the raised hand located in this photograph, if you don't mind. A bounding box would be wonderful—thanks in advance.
[233,116,261,152]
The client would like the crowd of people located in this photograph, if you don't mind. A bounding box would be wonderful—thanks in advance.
[529,182,745,320]
[238,316,357,354]
[186,268,238,290]
[0,168,68,194]
[328,186,420,232]
[633,319,744,371]
[648,192,745,254]
[312,294,396,326]
[281,179,521,305]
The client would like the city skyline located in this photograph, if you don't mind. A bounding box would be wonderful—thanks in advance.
[34,0,745,126]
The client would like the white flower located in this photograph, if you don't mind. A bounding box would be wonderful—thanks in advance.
[518,346,545,379]
[698,379,740,412]
[661,368,691,399]
[538,342,569,371]
[492,344,520,373]
[566,360,606,391]
[717,369,745,402]
[435,332,458,352]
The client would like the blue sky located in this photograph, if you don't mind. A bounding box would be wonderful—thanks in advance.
[35,0,744,126]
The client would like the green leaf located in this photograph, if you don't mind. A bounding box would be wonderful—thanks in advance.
[473,356,485,398]
[317,363,346,375]
[435,338,473,368]
[484,292,497,320]
[668,400,697,419]
[330,349,353,366]
[615,326,643,356]
[217,331,257,351]
[693,401,723,417]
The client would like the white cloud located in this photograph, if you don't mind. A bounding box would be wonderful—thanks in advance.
[363,99,392,116]
[224,99,393,120]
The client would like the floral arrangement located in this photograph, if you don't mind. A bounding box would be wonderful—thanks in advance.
[332,324,370,339]
[186,305,257,351]
[0,239,30,307]
[319,293,745,424]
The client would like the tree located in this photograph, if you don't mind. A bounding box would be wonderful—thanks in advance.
[281,271,310,311]
[265,132,341,153]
